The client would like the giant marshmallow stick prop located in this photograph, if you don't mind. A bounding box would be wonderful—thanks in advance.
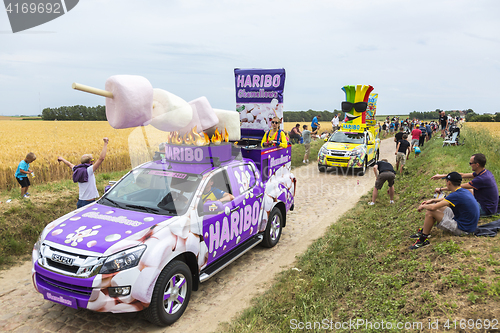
[72,75,154,129]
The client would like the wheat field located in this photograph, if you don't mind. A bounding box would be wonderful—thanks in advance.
[1,119,367,190]
[465,122,500,138]
[0,121,168,190]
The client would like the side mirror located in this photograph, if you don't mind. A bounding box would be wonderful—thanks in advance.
[368,141,374,145]
[202,200,223,215]
[104,181,117,193]
[324,137,328,142]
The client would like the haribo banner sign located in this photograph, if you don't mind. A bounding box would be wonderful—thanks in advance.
[235,68,286,131]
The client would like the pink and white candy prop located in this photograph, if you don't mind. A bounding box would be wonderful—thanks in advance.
[72,75,154,129]
[150,88,193,132]
[206,109,241,141]
[178,96,219,135]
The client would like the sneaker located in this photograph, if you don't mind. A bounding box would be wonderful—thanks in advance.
[389,200,394,204]
[409,227,423,239]
[368,202,375,205]
[23,194,30,199]
[306,159,309,163]
[26,192,30,196]
[302,160,306,163]
[409,238,430,250]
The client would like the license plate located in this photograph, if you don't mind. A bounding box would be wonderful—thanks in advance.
[51,253,74,266]
[43,289,78,309]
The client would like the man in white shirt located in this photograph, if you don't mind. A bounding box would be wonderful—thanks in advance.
[58,138,109,208]
[331,114,340,131]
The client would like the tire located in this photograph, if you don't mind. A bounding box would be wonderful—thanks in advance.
[318,164,327,172]
[356,159,367,176]
[261,207,283,248]
[374,150,380,165]
[144,260,192,326]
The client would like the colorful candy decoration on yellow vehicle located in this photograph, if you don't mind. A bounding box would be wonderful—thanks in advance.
[341,85,374,126]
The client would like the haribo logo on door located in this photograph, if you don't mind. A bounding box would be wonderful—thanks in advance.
[4,0,79,33]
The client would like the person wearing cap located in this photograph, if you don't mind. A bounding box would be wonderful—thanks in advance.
[58,138,109,208]
[410,172,480,249]
[431,153,498,216]
[410,124,422,157]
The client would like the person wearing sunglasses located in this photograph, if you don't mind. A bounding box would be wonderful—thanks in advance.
[58,137,109,208]
[261,117,287,148]
[430,153,498,216]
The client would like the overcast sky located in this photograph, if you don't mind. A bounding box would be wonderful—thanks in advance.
[1,0,499,116]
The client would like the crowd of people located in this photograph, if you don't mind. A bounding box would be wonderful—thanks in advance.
[372,114,499,250]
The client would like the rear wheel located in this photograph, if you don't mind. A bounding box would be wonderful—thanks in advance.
[261,207,282,248]
[144,261,192,326]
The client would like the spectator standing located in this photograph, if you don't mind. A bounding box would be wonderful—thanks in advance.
[302,125,312,164]
[311,115,321,132]
[381,122,387,138]
[395,134,410,174]
[419,125,427,147]
[58,138,109,208]
[431,153,499,216]
[368,159,396,205]
[425,122,432,141]
[410,124,422,156]
[394,128,404,149]
[410,172,480,249]
[289,123,302,144]
[15,152,36,198]
[439,111,448,138]
[331,114,340,131]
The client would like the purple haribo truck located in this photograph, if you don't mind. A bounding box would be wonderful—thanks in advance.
[32,136,296,325]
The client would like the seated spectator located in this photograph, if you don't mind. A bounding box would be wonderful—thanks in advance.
[289,123,302,144]
[410,172,480,249]
[431,153,499,216]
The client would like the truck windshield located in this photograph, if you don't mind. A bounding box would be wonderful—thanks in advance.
[100,169,201,216]
[328,131,364,144]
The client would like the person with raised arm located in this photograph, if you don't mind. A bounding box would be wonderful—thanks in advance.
[58,138,109,208]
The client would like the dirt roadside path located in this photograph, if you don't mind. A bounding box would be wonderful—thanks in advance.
[0,138,396,333]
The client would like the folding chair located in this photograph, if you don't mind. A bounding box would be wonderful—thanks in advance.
[443,132,459,146]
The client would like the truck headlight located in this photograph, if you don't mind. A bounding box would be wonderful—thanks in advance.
[320,146,328,156]
[350,149,362,156]
[99,245,146,274]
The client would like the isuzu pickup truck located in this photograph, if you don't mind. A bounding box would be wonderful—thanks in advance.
[32,134,295,326]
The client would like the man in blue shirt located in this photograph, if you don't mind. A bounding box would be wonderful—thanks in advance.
[431,153,498,216]
[311,115,321,132]
[410,172,480,249]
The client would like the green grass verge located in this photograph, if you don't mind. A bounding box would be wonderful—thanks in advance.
[0,170,128,268]
[219,125,500,332]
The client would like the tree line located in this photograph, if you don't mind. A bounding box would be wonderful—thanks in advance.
[283,109,341,122]
[41,105,106,121]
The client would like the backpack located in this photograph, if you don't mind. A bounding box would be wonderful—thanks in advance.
[266,129,282,147]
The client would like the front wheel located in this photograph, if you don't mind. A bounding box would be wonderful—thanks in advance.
[144,260,192,326]
[355,159,367,176]
[261,207,282,248]
[318,164,327,172]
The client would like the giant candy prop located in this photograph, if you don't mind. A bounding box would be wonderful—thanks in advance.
[341,85,374,126]
[72,75,153,129]
[150,88,193,131]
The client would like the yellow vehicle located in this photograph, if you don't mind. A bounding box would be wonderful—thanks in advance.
[317,123,380,176]
[318,85,380,175]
